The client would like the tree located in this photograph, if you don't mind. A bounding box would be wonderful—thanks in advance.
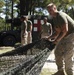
[1,0,74,18]
[0,0,4,12]
[0,0,5,18]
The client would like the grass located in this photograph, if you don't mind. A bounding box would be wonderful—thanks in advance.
[40,68,55,75]
[40,68,67,75]
[0,46,14,54]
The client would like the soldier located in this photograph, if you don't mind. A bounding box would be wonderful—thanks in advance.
[41,17,52,39]
[20,16,33,46]
[20,15,28,46]
[46,3,74,75]
[26,16,33,44]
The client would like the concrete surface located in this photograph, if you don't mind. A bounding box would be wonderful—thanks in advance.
[40,50,58,75]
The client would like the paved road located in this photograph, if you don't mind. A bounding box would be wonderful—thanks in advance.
[40,50,57,75]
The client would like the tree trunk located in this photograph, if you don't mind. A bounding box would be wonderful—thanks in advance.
[20,0,29,15]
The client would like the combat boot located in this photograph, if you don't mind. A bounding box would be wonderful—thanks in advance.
[52,70,65,75]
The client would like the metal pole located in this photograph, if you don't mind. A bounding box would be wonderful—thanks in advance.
[11,0,14,30]
[11,0,13,19]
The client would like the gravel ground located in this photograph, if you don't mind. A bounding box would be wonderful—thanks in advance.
[0,55,26,72]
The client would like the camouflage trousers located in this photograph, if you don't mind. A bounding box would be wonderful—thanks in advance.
[27,31,32,44]
[21,31,32,46]
[54,33,74,75]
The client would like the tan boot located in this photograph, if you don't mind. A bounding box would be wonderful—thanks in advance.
[52,70,65,75]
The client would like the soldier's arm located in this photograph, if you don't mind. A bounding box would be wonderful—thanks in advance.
[48,27,61,41]
[53,15,68,44]
[48,23,53,37]
[54,23,68,44]
[30,21,33,32]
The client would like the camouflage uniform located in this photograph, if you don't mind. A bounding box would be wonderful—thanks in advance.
[41,22,52,38]
[55,33,74,75]
[52,12,74,75]
[27,20,32,44]
[21,21,28,46]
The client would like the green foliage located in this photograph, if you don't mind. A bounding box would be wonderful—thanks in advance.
[0,18,11,31]
[0,0,4,7]
[0,0,74,21]
[0,19,5,31]
[0,0,5,13]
